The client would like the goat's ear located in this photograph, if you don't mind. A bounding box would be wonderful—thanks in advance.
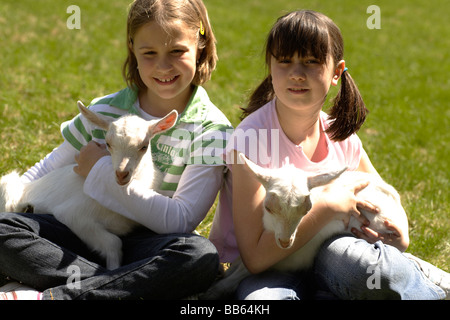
[150,110,178,136]
[77,101,111,130]
[307,167,347,190]
[238,153,273,187]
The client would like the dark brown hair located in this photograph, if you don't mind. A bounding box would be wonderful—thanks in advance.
[242,10,368,141]
[122,0,217,90]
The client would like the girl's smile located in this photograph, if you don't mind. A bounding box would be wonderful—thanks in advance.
[287,87,309,95]
[154,75,179,85]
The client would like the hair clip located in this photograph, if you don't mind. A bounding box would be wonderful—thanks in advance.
[343,67,348,73]
[199,20,205,36]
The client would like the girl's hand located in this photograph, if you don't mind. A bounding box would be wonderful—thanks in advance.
[73,141,110,178]
[316,179,378,228]
[351,219,409,252]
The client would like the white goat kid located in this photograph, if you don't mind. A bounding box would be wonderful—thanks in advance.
[201,152,408,299]
[0,101,178,269]
[240,153,409,271]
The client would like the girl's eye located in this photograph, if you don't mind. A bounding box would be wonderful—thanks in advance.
[144,51,156,56]
[278,58,291,64]
[171,49,187,56]
[305,57,320,64]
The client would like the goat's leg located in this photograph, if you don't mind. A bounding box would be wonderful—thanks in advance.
[53,207,124,270]
[71,222,123,270]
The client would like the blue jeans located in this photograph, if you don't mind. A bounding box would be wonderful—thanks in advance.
[0,212,219,300]
[237,235,445,300]
[236,269,318,300]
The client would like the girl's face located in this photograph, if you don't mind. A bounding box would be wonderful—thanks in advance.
[270,53,344,113]
[132,20,199,113]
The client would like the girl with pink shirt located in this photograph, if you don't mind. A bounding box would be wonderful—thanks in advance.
[209,10,448,300]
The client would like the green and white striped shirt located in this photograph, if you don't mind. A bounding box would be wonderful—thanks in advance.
[61,86,233,197]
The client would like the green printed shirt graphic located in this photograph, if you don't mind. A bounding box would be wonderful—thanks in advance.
[61,86,233,197]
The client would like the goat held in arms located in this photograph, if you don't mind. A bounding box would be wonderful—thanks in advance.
[200,153,408,299]
[0,101,178,269]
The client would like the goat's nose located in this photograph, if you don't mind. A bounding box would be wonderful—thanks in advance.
[278,239,291,249]
[115,170,130,185]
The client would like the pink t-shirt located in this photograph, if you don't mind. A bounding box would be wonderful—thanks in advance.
[209,99,363,263]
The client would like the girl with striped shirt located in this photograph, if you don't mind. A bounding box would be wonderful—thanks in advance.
[0,0,232,300]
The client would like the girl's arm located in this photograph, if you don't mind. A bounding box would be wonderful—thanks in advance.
[76,144,223,234]
[231,150,371,274]
[21,141,77,182]
[356,148,379,175]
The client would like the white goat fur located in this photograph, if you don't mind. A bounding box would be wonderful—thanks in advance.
[201,153,408,299]
[0,101,178,269]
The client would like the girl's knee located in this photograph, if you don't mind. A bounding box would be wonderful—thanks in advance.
[183,235,220,275]
[316,235,398,270]
[314,235,404,299]
[185,234,219,262]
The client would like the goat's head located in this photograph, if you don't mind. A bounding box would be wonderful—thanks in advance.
[77,101,178,186]
[238,153,346,249]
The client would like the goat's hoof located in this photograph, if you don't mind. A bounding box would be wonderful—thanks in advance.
[24,205,34,213]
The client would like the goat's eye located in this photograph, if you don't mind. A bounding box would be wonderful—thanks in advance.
[139,145,148,152]
[106,143,111,149]
[264,206,273,214]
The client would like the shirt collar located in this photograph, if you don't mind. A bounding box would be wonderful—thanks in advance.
[109,85,208,122]
[108,86,140,115]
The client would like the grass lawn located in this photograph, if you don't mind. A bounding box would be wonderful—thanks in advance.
[0,0,448,271]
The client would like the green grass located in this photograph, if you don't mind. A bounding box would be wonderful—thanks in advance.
[0,0,448,271]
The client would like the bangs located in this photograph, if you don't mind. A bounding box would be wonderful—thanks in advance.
[266,11,331,63]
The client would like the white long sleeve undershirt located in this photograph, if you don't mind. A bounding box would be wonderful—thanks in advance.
[22,141,224,234]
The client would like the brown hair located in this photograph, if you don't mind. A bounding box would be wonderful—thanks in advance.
[242,10,368,141]
[122,0,217,90]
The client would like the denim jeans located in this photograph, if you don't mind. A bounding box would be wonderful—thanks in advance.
[0,212,219,300]
[236,235,445,300]
[236,269,318,300]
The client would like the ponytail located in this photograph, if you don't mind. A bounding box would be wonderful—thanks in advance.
[240,75,275,120]
[325,71,368,141]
